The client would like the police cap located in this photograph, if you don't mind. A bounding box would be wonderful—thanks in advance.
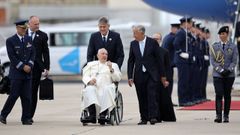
[205,29,210,33]
[201,27,205,32]
[218,26,229,34]
[179,17,192,24]
[14,20,28,28]
[196,23,201,29]
[171,23,180,28]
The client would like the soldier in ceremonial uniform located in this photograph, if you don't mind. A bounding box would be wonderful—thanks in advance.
[210,26,238,123]
[0,20,35,125]
[162,23,180,98]
[173,17,193,106]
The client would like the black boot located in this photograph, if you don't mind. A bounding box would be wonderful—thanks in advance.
[214,96,222,123]
[223,96,231,123]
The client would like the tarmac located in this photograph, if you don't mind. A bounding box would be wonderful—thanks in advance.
[0,80,240,135]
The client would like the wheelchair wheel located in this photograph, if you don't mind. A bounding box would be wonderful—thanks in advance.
[116,92,123,122]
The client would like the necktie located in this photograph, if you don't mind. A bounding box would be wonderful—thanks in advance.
[222,43,225,50]
[21,37,24,43]
[139,41,146,72]
[31,32,34,40]
[139,41,144,56]
[103,36,106,43]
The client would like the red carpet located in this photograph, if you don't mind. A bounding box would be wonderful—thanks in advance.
[179,101,240,110]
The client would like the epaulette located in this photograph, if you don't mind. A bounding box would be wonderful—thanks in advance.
[212,42,219,46]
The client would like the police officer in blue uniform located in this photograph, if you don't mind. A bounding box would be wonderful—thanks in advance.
[200,28,210,102]
[0,20,35,125]
[162,23,180,98]
[173,17,193,106]
[210,26,238,123]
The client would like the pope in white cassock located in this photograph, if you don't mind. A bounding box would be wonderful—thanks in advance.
[81,48,121,124]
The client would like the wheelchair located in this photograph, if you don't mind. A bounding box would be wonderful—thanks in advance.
[0,62,10,94]
[80,82,123,126]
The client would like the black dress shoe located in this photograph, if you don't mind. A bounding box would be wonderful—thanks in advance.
[98,115,107,125]
[214,117,222,123]
[150,118,158,125]
[22,119,33,125]
[0,115,6,124]
[137,120,147,125]
[223,117,229,123]
[81,116,96,123]
[30,119,34,123]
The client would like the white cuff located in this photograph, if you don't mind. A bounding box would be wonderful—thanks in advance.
[180,52,189,59]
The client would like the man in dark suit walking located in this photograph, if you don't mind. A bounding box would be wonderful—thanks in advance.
[0,20,35,125]
[128,25,164,125]
[87,16,124,69]
[27,16,50,122]
[86,16,124,123]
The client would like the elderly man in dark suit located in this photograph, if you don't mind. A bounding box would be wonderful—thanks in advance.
[87,16,124,69]
[0,20,35,125]
[128,25,165,125]
[27,16,50,122]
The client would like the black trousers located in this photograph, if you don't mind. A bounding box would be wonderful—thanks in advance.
[31,71,42,118]
[237,42,240,71]
[213,77,234,117]
[1,79,32,121]
[176,63,190,104]
[134,71,159,121]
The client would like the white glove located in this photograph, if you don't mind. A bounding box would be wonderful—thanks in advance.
[180,52,189,59]
[204,55,209,60]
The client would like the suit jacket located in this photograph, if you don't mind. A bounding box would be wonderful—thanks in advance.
[127,36,164,82]
[87,30,124,68]
[6,34,35,79]
[27,30,50,79]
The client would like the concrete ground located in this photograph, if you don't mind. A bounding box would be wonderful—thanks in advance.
[0,81,240,135]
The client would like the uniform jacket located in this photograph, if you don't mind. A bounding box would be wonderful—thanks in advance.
[127,36,164,82]
[162,32,176,67]
[6,34,35,79]
[173,28,189,64]
[87,30,124,68]
[210,41,238,78]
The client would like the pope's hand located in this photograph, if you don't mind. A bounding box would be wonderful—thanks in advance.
[88,78,97,85]
[107,61,112,70]
[128,79,134,87]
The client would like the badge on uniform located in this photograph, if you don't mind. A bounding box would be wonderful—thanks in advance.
[26,42,32,48]
[227,48,232,55]
[39,77,54,100]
